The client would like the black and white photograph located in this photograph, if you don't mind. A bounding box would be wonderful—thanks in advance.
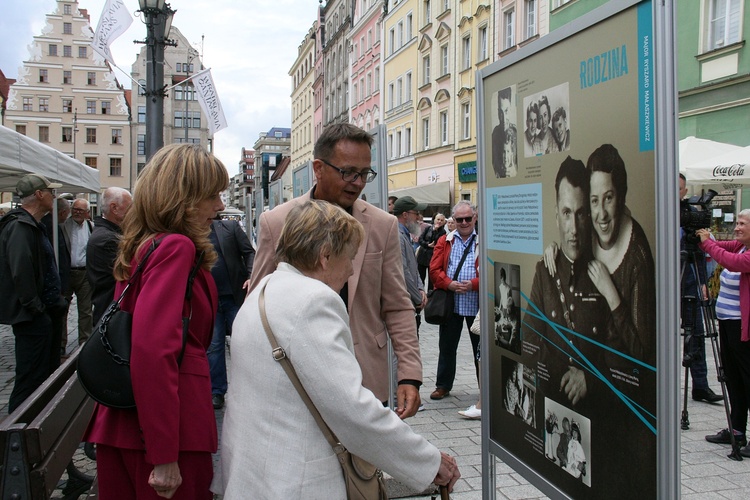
[491,85,518,178]
[522,82,570,158]
[502,358,536,428]
[544,398,592,487]
[494,262,521,354]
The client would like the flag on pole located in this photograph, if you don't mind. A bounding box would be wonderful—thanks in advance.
[91,0,133,65]
[193,69,228,134]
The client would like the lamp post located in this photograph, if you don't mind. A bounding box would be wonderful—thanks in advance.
[137,0,176,160]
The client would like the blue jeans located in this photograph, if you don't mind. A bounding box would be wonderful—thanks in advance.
[207,295,240,396]
[436,313,478,391]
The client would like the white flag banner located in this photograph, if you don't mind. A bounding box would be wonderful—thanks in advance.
[193,69,228,134]
[91,0,133,65]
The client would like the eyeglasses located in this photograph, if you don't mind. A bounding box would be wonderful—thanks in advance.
[319,158,377,183]
[72,208,87,214]
[455,216,474,224]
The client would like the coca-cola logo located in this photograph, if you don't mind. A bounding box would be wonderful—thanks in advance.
[713,164,746,177]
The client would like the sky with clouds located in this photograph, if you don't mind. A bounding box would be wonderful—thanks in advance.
[0,0,317,174]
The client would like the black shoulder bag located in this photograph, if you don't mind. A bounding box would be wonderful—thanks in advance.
[77,239,204,409]
[424,235,475,325]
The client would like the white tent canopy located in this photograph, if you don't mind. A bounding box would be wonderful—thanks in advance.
[681,144,750,189]
[390,181,451,206]
[679,136,743,169]
[0,125,100,194]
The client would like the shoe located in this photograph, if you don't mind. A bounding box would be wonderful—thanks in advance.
[212,394,225,410]
[430,388,450,400]
[458,405,481,420]
[692,387,723,403]
[741,444,750,458]
[418,404,425,412]
[705,429,747,446]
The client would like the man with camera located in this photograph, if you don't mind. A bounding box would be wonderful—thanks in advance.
[680,173,722,403]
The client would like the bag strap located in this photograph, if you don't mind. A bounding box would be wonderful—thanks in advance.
[450,234,476,281]
[258,282,345,454]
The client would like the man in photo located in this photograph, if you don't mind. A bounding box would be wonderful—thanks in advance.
[549,107,570,153]
[492,88,515,178]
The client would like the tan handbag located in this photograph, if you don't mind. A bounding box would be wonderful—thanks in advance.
[259,283,388,500]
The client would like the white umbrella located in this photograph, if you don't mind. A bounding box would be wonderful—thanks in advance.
[681,145,750,189]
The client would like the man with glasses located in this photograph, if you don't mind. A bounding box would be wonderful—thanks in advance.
[249,123,424,418]
[62,198,94,347]
[0,174,67,412]
[428,201,480,401]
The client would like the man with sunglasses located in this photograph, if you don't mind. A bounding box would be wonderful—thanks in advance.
[248,123,424,418]
[0,174,67,412]
[428,201,480,401]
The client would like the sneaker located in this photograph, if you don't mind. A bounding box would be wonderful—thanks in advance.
[458,404,481,420]
[705,428,746,446]
[418,404,425,412]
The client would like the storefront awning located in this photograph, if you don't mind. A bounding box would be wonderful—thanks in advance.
[390,181,451,205]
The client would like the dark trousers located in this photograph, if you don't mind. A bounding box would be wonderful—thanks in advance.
[682,290,709,389]
[436,312,478,390]
[207,295,240,396]
[718,319,750,434]
[9,314,55,413]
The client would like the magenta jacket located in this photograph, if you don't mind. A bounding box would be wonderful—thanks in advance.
[699,238,750,341]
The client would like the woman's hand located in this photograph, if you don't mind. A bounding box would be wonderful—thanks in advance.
[433,452,460,492]
[148,462,182,498]
[587,260,621,311]
[696,228,712,242]
[543,242,559,276]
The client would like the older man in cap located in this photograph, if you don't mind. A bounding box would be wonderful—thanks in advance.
[0,174,68,413]
[393,196,428,332]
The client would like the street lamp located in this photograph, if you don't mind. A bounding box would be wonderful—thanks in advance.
[136,0,177,159]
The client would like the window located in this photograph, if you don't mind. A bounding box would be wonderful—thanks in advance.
[39,97,49,112]
[63,71,72,84]
[425,0,431,24]
[368,29,372,49]
[176,62,182,72]
[16,125,26,136]
[62,127,72,142]
[39,69,48,83]
[110,158,122,177]
[395,130,402,157]
[86,127,96,143]
[405,127,412,155]
[191,111,201,128]
[112,129,122,144]
[359,78,364,101]
[443,0,449,12]
[353,82,358,103]
[397,78,403,105]
[398,21,404,48]
[367,72,372,95]
[137,162,146,175]
[63,22,72,34]
[79,46,87,58]
[174,86,183,100]
[137,135,146,155]
[440,110,448,145]
[504,8,515,50]
[405,72,412,102]
[138,106,146,123]
[64,45,72,57]
[479,25,488,61]
[388,133,394,159]
[85,157,97,169]
[49,44,57,56]
[23,97,33,111]
[389,28,395,54]
[525,0,537,39]
[62,99,73,113]
[87,100,96,114]
[87,72,96,85]
[101,101,111,114]
[552,0,572,8]
[374,67,379,91]
[423,55,431,85]
[388,83,395,109]
[422,118,430,149]
[441,45,449,76]
[462,102,471,139]
[174,111,184,128]
[706,0,742,51]
[407,14,413,40]
[64,4,72,15]
[462,36,471,70]
[39,126,49,143]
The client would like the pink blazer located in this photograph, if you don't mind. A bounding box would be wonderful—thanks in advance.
[84,234,218,465]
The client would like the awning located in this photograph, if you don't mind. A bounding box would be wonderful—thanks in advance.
[390,181,451,205]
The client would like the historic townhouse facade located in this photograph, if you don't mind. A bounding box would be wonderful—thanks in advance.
[4,0,131,193]
[130,27,211,180]
[322,0,354,126]
[350,0,384,132]
[290,22,317,171]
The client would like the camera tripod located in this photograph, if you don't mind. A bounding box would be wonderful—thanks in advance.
[680,246,742,460]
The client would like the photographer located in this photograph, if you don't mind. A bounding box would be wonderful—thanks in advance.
[697,213,750,457]
[680,174,722,403]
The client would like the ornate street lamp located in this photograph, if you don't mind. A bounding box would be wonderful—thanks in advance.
[136,0,177,159]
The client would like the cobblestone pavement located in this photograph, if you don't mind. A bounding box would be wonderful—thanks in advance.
[2,303,750,498]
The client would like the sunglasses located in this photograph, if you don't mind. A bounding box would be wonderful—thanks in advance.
[455,216,474,224]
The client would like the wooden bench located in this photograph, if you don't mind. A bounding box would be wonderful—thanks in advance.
[0,345,95,499]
